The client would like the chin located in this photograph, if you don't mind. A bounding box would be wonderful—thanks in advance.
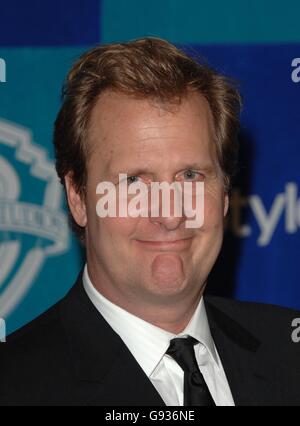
[147,277,189,298]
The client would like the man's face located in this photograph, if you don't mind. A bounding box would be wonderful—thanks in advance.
[69,90,228,308]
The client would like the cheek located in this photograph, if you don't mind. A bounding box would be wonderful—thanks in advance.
[202,190,225,230]
[103,217,137,236]
[86,185,147,247]
[90,215,139,250]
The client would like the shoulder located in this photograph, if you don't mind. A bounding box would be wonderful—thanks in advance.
[205,294,300,319]
[0,301,67,353]
[205,294,300,346]
[0,298,73,405]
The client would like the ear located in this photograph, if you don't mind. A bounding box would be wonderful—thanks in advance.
[224,192,229,217]
[65,173,87,228]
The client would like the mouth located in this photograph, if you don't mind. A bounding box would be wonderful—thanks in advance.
[134,237,193,251]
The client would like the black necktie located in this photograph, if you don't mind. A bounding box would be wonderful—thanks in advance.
[166,336,216,406]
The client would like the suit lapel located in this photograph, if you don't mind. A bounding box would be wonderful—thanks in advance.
[205,298,283,406]
[60,277,165,406]
[60,274,283,406]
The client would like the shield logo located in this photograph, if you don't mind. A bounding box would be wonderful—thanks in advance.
[0,119,69,318]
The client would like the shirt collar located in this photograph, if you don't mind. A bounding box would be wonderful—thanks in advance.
[83,264,218,378]
[180,297,218,365]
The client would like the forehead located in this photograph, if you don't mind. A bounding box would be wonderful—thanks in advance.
[87,90,216,172]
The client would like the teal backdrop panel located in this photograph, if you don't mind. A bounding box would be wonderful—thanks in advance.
[101,0,300,44]
[0,47,87,334]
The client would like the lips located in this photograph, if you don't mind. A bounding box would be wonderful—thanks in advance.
[135,237,193,251]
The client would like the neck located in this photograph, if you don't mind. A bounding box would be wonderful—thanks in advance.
[141,295,203,334]
[87,263,204,335]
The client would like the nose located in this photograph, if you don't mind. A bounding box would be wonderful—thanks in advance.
[148,185,186,231]
[149,214,186,231]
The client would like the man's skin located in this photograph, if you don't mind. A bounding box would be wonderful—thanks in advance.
[65,89,229,334]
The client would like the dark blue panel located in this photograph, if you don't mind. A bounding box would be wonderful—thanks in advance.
[0,0,101,46]
[185,44,300,310]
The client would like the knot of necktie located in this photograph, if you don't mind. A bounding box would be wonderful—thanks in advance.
[166,336,199,373]
[166,336,216,406]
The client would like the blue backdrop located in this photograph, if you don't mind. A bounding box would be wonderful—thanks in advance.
[0,0,299,335]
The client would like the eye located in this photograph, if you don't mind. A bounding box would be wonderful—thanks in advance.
[127,176,140,184]
[181,169,204,181]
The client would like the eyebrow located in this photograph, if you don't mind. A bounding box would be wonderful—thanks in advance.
[175,162,215,172]
[108,162,216,178]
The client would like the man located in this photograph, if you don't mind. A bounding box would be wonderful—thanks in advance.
[0,37,299,406]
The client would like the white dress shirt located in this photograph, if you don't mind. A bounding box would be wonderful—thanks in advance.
[83,264,235,406]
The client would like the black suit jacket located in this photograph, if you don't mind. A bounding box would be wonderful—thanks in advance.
[1,273,300,406]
